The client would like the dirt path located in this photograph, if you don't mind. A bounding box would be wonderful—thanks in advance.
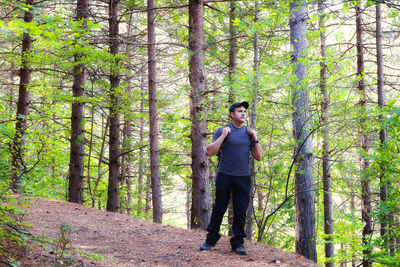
[22,197,318,267]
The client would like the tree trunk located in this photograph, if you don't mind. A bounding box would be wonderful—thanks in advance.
[228,0,237,103]
[375,2,389,250]
[319,0,334,266]
[68,0,89,204]
[189,0,211,230]
[145,173,152,214]
[227,0,237,236]
[350,193,356,267]
[289,0,317,262]
[10,0,34,192]
[355,3,372,267]
[246,0,260,241]
[86,106,95,205]
[138,67,146,217]
[147,0,163,223]
[93,116,109,208]
[106,0,121,212]
[122,87,133,215]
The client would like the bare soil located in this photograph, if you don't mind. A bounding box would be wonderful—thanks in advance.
[19,197,318,267]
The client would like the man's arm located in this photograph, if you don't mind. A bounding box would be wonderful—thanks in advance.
[248,128,263,161]
[206,127,230,156]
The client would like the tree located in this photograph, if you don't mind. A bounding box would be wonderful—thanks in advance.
[228,0,237,104]
[318,0,334,265]
[148,0,163,223]
[10,0,34,192]
[355,3,372,266]
[246,0,260,241]
[289,0,317,262]
[355,3,372,267]
[189,0,211,230]
[68,0,89,204]
[107,0,121,212]
[375,2,389,249]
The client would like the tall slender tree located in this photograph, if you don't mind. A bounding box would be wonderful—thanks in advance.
[189,0,211,230]
[106,0,121,212]
[318,0,334,265]
[121,86,133,215]
[10,0,34,192]
[68,0,89,204]
[228,0,237,104]
[148,0,163,223]
[138,66,146,217]
[375,2,388,249]
[289,0,316,262]
[227,0,237,236]
[246,0,260,241]
[355,3,372,266]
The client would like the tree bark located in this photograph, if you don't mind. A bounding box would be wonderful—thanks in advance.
[227,0,237,236]
[138,67,146,217]
[106,0,121,212]
[11,0,34,192]
[189,0,211,230]
[375,2,389,250]
[246,0,260,241]
[318,1,334,266]
[68,0,89,204]
[289,0,317,262]
[122,87,133,216]
[228,0,237,103]
[355,3,372,267]
[148,0,163,223]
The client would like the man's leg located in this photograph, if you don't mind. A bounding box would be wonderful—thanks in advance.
[205,172,232,245]
[230,175,250,250]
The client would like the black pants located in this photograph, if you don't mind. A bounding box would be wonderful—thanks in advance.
[205,172,250,249]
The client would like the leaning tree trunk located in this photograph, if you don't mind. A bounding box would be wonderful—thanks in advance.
[289,0,317,262]
[318,0,334,266]
[147,0,163,223]
[68,0,89,204]
[189,0,211,230]
[10,0,34,192]
[106,0,121,212]
[356,3,372,267]
[375,2,389,250]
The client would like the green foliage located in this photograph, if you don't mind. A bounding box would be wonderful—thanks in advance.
[0,193,32,265]
[365,102,400,265]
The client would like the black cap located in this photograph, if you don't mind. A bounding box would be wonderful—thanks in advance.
[229,101,249,112]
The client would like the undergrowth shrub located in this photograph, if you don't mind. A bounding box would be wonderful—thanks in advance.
[0,192,32,266]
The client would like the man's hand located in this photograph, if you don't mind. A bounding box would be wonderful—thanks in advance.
[248,128,263,161]
[206,127,230,156]
[222,127,231,138]
[247,128,258,141]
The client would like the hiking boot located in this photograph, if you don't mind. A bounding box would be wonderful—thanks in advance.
[200,242,214,251]
[232,246,247,255]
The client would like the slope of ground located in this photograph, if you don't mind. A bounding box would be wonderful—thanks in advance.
[20,197,318,267]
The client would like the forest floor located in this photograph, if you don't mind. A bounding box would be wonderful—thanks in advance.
[16,197,318,267]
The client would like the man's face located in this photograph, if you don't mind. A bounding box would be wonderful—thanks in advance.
[230,106,247,123]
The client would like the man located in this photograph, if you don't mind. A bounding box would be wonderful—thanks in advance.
[200,101,263,255]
